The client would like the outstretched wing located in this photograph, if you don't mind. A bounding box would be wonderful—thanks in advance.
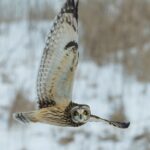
[90,115,130,129]
[37,0,79,108]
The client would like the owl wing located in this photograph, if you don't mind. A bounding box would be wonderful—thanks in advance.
[90,115,130,129]
[37,0,79,109]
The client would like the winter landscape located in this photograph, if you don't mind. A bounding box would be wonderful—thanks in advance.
[0,0,150,150]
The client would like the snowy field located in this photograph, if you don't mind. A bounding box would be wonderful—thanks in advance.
[0,21,150,150]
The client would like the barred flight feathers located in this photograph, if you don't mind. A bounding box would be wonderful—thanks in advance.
[37,0,79,108]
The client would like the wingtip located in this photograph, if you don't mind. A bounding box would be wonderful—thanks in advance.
[109,121,130,129]
[13,112,29,124]
[62,0,79,21]
[122,122,130,128]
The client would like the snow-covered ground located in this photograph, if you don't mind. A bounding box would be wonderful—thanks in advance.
[0,22,150,150]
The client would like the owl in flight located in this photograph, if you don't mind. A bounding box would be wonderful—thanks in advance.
[13,0,130,128]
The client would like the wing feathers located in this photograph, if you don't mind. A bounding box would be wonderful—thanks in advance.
[90,115,130,129]
[65,41,78,50]
[62,0,79,22]
[37,0,79,108]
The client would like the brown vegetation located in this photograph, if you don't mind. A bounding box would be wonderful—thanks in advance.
[80,0,150,82]
[28,1,55,22]
[1,0,150,83]
[8,90,35,127]
[0,0,54,22]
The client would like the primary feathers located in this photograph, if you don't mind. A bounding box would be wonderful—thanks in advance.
[37,0,79,109]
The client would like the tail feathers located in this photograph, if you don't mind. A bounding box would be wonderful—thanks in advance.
[13,111,38,124]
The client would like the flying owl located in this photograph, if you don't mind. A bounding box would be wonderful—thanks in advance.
[13,0,130,128]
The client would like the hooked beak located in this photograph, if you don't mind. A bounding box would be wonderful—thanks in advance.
[79,114,82,120]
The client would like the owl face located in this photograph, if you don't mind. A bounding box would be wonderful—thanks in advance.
[71,105,91,123]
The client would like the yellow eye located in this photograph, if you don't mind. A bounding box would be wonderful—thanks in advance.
[83,111,88,115]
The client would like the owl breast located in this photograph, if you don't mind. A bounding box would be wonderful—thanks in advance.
[36,103,85,127]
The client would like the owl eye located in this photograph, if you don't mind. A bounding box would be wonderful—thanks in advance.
[83,110,88,115]
[74,111,78,116]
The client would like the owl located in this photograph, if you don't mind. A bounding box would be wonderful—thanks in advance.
[13,0,130,129]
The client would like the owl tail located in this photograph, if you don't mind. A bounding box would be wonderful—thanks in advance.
[13,111,38,124]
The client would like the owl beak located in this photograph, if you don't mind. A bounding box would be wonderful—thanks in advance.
[79,114,82,120]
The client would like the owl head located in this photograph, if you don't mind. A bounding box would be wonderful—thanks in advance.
[71,105,91,123]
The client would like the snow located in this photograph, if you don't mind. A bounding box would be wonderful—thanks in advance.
[0,21,150,150]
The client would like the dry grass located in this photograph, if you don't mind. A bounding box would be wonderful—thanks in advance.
[58,135,74,145]
[8,90,35,127]
[0,0,54,23]
[133,130,150,150]
[121,48,150,83]
[28,2,55,22]
[58,129,92,145]
[80,0,150,61]
[1,0,150,83]
[98,133,119,142]
[80,0,150,82]
[110,105,127,123]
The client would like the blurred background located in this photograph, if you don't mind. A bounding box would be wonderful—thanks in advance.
[0,0,150,149]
